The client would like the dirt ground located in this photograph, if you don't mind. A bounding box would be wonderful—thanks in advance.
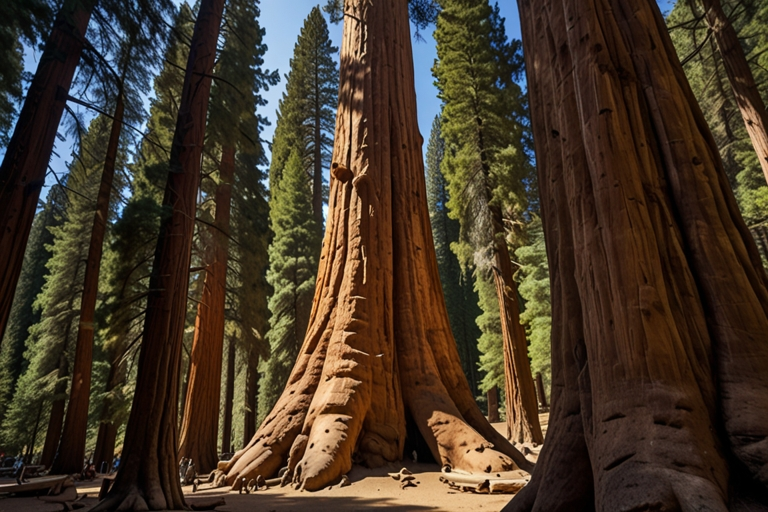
[0,416,548,512]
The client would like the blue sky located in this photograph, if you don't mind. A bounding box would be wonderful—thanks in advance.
[13,0,677,203]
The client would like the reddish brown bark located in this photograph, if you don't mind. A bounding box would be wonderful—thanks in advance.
[701,0,768,185]
[93,421,117,473]
[178,144,234,473]
[93,0,225,508]
[221,336,236,454]
[506,0,768,509]
[490,239,543,445]
[0,0,97,346]
[488,386,500,423]
[214,0,531,492]
[51,88,125,476]
[535,373,547,409]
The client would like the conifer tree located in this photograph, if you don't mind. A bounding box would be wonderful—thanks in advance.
[514,219,551,393]
[91,5,195,472]
[0,187,64,431]
[425,116,482,395]
[433,0,542,443]
[268,6,338,230]
[259,150,322,419]
[0,115,111,462]
[179,0,277,473]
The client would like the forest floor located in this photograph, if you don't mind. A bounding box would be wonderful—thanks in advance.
[0,414,548,512]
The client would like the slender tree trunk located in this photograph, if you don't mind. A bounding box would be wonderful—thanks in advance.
[41,354,69,468]
[26,402,44,462]
[488,386,500,423]
[215,0,532,492]
[701,0,768,184]
[535,372,547,409]
[51,87,125,476]
[221,336,236,454]
[489,219,543,445]
[506,0,768,509]
[94,0,225,508]
[92,358,124,474]
[0,0,97,346]
[178,144,234,473]
[242,345,259,448]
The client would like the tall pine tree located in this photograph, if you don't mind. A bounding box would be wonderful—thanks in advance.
[433,0,542,443]
[425,116,482,396]
[268,6,338,230]
[259,150,321,420]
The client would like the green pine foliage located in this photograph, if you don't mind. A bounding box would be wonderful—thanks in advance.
[0,115,112,453]
[268,6,338,210]
[0,186,65,430]
[207,0,276,446]
[426,116,482,395]
[95,4,195,443]
[259,150,322,421]
[515,218,551,390]
[433,0,534,394]
[666,0,768,226]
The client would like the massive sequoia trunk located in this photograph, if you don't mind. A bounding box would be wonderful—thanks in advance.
[505,0,768,510]
[178,144,234,473]
[215,0,531,492]
[701,0,768,186]
[0,0,97,346]
[51,87,125,476]
[93,0,225,509]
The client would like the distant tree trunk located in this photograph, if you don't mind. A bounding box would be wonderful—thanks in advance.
[221,336,236,454]
[92,358,124,473]
[26,402,44,462]
[535,372,547,409]
[41,354,69,468]
[506,0,768,510]
[0,0,97,346]
[700,0,768,185]
[214,0,532,492]
[178,144,233,474]
[488,219,543,445]
[242,345,259,447]
[94,0,226,508]
[51,87,125,476]
[488,386,500,423]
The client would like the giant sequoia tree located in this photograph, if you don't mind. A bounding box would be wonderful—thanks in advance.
[94,0,225,508]
[215,0,531,492]
[505,0,768,510]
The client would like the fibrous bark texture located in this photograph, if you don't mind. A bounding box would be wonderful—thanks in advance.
[178,144,234,474]
[215,0,531,492]
[52,88,125,476]
[0,0,96,346]
[93,0,225,509]
[701,0,768,185]
[506,0,768,510]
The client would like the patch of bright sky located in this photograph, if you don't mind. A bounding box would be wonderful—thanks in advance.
[8,0,676,205]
